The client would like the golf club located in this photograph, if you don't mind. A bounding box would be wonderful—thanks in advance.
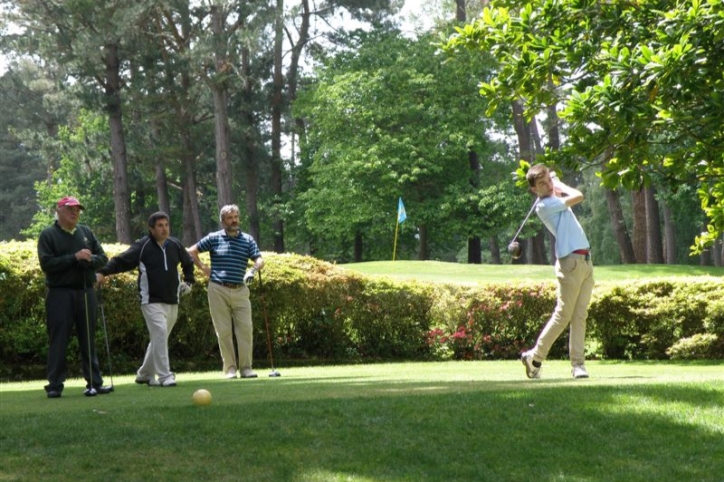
[97,285,115,390]
[507,198,539,260]
[258,271,281,377]
[82,268,97,397]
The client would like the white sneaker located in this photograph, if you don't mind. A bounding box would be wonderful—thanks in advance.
[521,350,541,379]
[240,367,258,379]
[224,368,237,379]
[572,365,589,379]
[160,376,177,387]
[135,374,154,385]
[147,378,161,387]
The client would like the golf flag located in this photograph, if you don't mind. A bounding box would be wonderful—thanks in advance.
[397,197,407,224]
[393,197,407,260]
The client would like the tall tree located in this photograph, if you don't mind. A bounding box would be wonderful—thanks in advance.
[445,0,724,255]
[3,0,159,243]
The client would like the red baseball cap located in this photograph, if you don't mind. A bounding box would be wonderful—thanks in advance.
[57,196,85,210]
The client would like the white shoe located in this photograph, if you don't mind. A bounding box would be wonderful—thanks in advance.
[160,376,177,387]
[224,368,237,379]
[147,378,161,387]
[572,365,589,379]
[240,367,258,379]
[136,375,158,387]
[521,350,541,379]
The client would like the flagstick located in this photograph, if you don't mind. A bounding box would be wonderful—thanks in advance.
[392,220,400,261]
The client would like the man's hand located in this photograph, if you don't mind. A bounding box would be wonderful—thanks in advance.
[96,273,106,285]
[179,281,193,297]
[243,267,257,285]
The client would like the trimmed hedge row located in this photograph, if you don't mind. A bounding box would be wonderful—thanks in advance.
[1,241,722,379]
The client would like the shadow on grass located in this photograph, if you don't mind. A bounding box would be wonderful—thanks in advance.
[1,375,722,482]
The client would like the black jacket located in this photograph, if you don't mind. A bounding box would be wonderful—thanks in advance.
[98,235,195,304]
[38,222,108,289]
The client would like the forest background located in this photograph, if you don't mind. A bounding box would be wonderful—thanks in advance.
[1,0,723,267]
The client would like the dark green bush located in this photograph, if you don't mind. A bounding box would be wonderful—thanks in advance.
[1,240,722,380]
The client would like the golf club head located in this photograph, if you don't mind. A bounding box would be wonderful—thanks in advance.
[269,370,281,377]
[507,241,522,260]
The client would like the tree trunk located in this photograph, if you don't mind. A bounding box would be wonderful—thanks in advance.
[712,238,723,267]
[531,229,548,264]
[418,224,429,260]
[104,43,132,244]
[270,0,285,252]
[354,232,363,262]
[211,5,234,209]
[605,188,636,263]
[488,236,501,264]
[662,200,677,264]
[467,150,482,263]
[631,188,647,263]
[455,0,466,21]
[511,100,532,162]
[240,43,261,243]
[468,236,482,264]
[645,185,665,264]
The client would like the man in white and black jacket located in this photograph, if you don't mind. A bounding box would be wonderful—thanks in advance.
[97,211,195,387]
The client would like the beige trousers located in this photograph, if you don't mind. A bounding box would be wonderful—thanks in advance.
[531,254,594,366]
[207,282,253,373]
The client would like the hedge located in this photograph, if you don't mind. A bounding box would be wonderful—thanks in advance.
[1,241,722,380]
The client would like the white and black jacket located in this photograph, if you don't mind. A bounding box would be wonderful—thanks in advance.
[98,235,195,304]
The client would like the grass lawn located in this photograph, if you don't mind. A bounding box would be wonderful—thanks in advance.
[341,260,724,285]
[1,361,723,482]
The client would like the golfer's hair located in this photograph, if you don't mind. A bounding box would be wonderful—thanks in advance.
[148,211,170,228]
[219,204,240,222]
[526,164,549,187]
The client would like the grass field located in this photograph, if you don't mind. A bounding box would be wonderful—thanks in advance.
[2,262,722,481]
[1,361,723,482]
[341,260,724,285]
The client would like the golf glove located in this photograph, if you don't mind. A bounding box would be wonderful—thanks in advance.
[179,281,193,297]
[243,267,257,285]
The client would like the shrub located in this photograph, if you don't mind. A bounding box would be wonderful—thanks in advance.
[667,333,720,360]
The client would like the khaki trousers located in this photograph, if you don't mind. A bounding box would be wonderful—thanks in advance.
[207,282,253,373]
[531,254,594,366]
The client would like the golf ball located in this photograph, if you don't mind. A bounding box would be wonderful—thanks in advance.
[192,389,212,406]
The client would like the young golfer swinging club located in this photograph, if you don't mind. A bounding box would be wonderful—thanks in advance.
[520,164,594,380]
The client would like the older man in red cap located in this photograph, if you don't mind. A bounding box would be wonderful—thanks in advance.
[37,196,112,398]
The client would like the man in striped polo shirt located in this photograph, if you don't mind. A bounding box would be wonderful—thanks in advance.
[188,204,265,379]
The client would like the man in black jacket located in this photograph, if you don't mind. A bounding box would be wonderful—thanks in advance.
[38,196,111,398]
[97,211,195,387]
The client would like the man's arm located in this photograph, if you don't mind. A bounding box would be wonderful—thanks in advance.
[187,244,211,278]
[553,177,584,207]
[96,240,142,284]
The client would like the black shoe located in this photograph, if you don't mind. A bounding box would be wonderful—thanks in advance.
[47,390,62,399]
[84,387,98,397]
[94,385,114,394]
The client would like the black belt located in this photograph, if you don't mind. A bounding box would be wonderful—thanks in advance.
[211,280,243,289]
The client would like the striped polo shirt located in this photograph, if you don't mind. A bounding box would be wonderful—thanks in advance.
[195,229,261,285]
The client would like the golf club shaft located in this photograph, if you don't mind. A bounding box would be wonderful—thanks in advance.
[98,286,114,388]
[83,274,94,392]
[511,198,539,243]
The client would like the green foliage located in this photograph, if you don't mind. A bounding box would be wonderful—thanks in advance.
[444,0,724,252]
[2,241,723,379]
[588,280,724,359]
[294,27,513,261]
[666,333,721,360]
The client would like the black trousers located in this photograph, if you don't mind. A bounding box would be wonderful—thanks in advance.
[45,287,104,393]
